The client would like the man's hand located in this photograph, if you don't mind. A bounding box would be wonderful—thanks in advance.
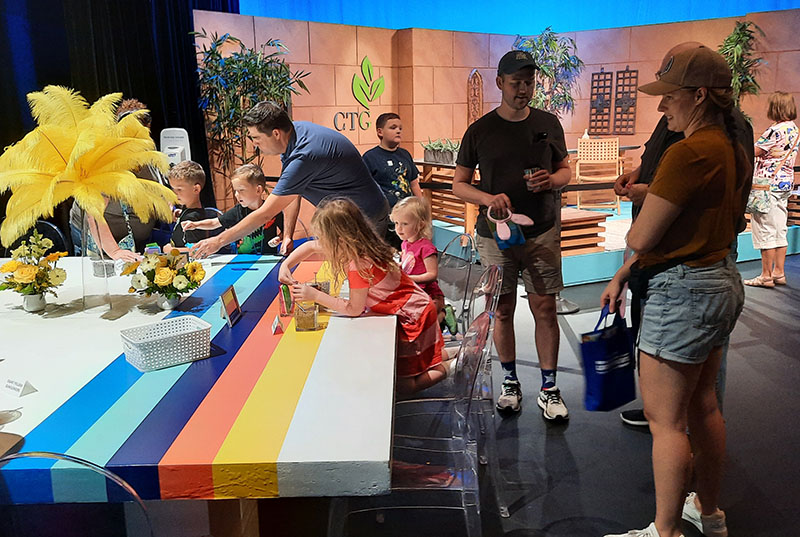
[614,171,634,196]
[279,237,294,256]
[486,193,513,216]
[190,236,223,259]
[625,183,649,206]
[526,169,553,192]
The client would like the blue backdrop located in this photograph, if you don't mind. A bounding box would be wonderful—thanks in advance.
[239,0,800,34]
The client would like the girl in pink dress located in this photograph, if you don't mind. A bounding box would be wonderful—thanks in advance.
[280,198,452,395]
[390,197,457,334]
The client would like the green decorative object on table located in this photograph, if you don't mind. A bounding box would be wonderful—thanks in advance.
[0,230,68,312]
[122,251,206,310]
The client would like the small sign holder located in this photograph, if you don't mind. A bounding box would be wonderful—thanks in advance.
[219,285,242,328]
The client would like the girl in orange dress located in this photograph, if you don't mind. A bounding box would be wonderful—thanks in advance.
[279,197,452,394]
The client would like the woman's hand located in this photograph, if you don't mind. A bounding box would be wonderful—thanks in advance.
[181,220,198,231]
[600,277,624,314]
[291,283,319,302]
[109,248,142,262]
[190,236,223,259]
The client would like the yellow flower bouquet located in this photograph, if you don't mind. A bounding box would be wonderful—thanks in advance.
[0,230,68,297]
[122,251,206,304]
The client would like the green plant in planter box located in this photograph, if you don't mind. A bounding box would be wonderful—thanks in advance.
[193,30,310,179]
[513,27,584,117]
[420,138,461,164]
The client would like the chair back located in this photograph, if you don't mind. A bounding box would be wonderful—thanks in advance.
[438,234,477,333]
[0,220,69,257]
[577,137,620,163]
[465,264,503,326]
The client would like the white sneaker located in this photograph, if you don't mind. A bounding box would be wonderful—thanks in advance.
[496,379,522,412]
[537,387,569,421]
[604,522,680,537]
[682,492,728,537]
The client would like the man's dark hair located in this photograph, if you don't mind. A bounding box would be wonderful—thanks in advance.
[243,101,294,134]
[376,112,401,130]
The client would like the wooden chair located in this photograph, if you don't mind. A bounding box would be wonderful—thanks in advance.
[575,137,622,214]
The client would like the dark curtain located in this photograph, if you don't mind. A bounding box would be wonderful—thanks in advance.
[62,0,239,208]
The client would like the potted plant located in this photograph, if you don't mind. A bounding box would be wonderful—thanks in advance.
[122,251,207,310]
[194,30,310,199]
[421,138,461,165]
[514,27,584,117]
[0,230,68,312]
[718,21,764,110]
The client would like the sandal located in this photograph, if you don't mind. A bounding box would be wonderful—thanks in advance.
[773,275,787,285]
[744,275,775,288]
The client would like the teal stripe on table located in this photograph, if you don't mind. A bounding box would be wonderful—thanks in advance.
[50,261,276,503]
[0,257,255,505]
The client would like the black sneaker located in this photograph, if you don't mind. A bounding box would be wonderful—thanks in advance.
[620,408,648,427]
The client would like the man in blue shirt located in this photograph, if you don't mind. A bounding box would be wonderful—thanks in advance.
[191,101,389,258]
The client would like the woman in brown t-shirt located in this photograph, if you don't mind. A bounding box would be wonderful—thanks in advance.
[601,46,750,537]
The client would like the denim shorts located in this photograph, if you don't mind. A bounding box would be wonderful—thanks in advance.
[637,257,744,364]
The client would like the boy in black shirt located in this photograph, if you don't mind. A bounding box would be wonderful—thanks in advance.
[362,113,422,248]
[164,161,207,253]
[182,164,283,255]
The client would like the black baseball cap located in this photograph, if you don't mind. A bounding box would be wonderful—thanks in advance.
[497,50,537,75]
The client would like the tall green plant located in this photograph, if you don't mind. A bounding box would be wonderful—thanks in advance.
[514,28,584,117]
[193,30,310,177]
[718,21,764,109]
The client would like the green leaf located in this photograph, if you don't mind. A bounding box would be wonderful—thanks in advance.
[352,74,370,109]
[361,56,374,84]
[368,76,385,101]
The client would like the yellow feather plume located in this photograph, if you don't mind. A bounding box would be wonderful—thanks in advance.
[0,87,178,246]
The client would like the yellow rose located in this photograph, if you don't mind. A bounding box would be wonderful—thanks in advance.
[13,264,38,284]
[185,262,205,283]
[1,260,20,273]
[153,267,174,287]
[49,268,67,286]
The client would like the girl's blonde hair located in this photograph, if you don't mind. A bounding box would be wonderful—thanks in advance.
[390,196,433,240]
[311,197,397,284]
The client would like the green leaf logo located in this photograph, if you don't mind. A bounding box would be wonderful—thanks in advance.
[351,56,384,110]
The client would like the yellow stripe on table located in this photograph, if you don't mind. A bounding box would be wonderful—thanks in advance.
[211,318,325,498]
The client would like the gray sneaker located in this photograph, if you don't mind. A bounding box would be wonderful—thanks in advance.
[537,387,569,421]
[604,522,664,537]
[682,492,728,537]
[496,379,522,412]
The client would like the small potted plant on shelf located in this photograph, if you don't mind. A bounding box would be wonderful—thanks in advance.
[0,230,68,312]
[420,138,461,165]
[122,251,206,310]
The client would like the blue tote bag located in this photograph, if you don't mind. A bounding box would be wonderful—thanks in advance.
[580,305,636,411]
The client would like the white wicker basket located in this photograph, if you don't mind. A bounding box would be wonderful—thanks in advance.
[121,315,212,372]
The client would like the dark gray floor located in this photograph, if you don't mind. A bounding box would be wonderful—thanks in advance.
[483,255,800,537]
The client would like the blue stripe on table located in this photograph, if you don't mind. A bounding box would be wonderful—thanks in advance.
[0,257,256,504]
[104,260,283,501]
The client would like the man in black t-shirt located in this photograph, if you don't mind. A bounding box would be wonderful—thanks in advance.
[453,50,572,421]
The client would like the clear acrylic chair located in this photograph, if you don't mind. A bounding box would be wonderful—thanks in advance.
[438,233,478,337]
[0,451,154,536]
[327,311,496,537]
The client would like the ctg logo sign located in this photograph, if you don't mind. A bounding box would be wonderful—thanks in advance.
[333,56,385,131]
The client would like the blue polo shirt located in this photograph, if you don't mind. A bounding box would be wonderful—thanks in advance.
[272,121,388,221]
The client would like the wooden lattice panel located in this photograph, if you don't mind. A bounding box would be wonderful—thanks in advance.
[589,68,613,135]
[613,66,638,135]
[467,69,483,126]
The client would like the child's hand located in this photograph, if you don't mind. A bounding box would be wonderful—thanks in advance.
[181,220,197,231]
[291,283,317,302]
[278,263,297,285]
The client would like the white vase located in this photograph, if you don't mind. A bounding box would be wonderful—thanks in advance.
[156,295,181,310]
[23,294,46,312]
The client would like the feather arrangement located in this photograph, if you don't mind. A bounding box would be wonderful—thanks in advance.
[0,85,177,247]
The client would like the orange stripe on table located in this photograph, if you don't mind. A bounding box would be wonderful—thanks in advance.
[157,262,321,499]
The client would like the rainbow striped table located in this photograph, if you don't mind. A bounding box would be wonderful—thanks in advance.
[0,255,396,504]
